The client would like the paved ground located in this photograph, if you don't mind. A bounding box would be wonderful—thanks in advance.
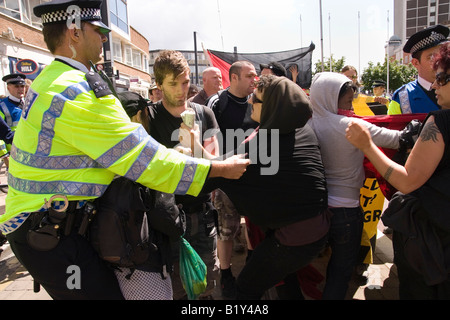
[0,220,398,301]
[0,160,399,300]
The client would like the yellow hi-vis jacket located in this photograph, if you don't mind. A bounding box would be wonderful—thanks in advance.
[1,60,211,233]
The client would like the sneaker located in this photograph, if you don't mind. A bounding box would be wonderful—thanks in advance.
[221,276,237,299]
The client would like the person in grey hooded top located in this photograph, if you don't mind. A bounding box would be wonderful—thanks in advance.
[309,72,400,299]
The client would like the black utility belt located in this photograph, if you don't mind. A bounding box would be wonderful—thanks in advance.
[27,195,96,252]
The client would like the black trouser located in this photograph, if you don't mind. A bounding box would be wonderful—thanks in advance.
[393,231,450,300]
[6,214,124,300]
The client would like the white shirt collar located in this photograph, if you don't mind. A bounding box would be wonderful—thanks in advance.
[55,55,90,73]
[8,95,21,103]
[418,76,434,91]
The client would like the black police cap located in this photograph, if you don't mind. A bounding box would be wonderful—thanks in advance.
[2,73,26,85]
[33,0,110,33]
[372,79,386,88]
[404,25,449,56]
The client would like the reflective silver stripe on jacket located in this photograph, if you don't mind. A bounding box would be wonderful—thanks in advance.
[174,158,198,195]
[37,81,91,156]
[96,125,149,168]
[0,100,16,127]
[123,135,159,181]
[8,174,108,196]
[10,144,103,169]
[398,87,412,114]
[9,126,151,195]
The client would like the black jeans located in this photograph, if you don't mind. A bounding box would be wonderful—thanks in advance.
[393,231,450,300]
[236,231,328,300]
[322,207,364,299]
[6,215,124,300]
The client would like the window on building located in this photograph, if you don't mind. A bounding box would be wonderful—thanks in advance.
[124,45,132,65]
[143,55,148,73]
[109,0,128,34]
[112,39,122,62]
[0,0,51,28]
[0,0,21,20]
[407,0,417,10]
[132,49,141,69]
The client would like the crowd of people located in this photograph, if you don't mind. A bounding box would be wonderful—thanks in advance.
[0,0,449,301]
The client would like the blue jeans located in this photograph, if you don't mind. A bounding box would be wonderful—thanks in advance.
[236,230,328,300]
[322,206,364,300]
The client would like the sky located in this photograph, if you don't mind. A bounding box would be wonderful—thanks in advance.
[127,0,394,75]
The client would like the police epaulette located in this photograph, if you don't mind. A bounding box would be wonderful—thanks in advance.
[85,71,113,98]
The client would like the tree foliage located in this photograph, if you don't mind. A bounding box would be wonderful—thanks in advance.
[361,59,417,94]
[313,56,346,75]
[312,56,417,95]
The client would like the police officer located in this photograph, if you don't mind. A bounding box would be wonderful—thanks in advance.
[388,25,449,115]
[1,0,249,300]
[0,73,25,158]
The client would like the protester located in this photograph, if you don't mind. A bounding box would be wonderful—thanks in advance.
[346,42,450,299]
[341,65,360,87]
[149,83,163,103]
[388,25,449,114]
[309,72,404,299]
[206,60,259,298]
[198,75,330,299]
[260,61,286,77]
[149,50,222,299]
[187,83,200,100]
[190,67,223,105]
[0,0,249,300]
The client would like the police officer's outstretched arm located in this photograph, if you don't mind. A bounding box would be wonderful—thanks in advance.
[209,154,250,179]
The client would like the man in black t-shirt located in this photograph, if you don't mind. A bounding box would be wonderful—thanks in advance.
[149,50,221,299]
[206,61,259,298]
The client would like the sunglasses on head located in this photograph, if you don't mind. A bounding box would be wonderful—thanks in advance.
[252,93,263,104]
[435,72,450,87]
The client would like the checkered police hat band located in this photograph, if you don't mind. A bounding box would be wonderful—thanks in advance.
[6,77,24,83]
[411,31,447,55]
[41,8,101,24]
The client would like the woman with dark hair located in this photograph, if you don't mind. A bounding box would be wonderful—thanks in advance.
[185,75,330,299]
[346,42,450,299]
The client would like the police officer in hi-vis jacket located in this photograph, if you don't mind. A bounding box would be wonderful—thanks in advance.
[1,0,249,300]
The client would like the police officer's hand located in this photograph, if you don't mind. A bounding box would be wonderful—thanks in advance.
[210,154,250,179]
[374,96,389,105]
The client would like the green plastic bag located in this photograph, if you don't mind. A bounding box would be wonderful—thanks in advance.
[179,237,207,300]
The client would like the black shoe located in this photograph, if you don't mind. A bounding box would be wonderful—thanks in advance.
[221,276,237,299]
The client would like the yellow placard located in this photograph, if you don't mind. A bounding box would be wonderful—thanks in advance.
[359,178,385,264]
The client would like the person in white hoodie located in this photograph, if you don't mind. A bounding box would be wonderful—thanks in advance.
[309,72,402,299]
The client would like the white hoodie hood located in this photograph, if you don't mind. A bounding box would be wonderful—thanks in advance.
[310,72,351,118]
[309,72,400,205]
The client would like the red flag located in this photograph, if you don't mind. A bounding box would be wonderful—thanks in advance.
[359,113,428,199]
[206,50,231,88]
